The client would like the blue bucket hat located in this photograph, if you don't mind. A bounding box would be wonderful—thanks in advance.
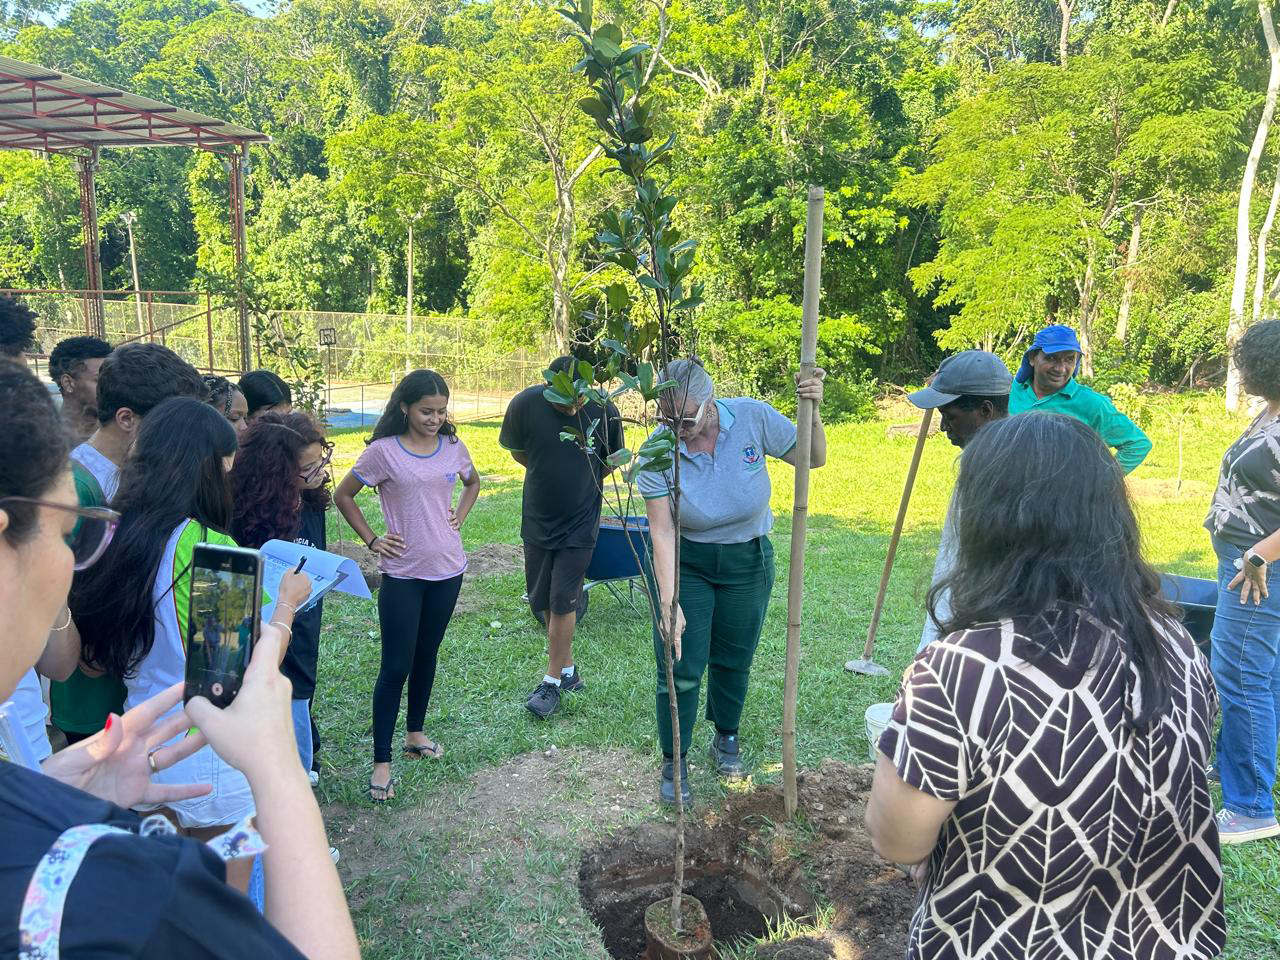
[1015,324,1083,383]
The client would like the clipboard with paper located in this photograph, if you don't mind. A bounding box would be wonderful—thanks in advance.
[260,539,372,616]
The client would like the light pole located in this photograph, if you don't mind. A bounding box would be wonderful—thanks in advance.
[405,216,416,375]
[120,211,145,338]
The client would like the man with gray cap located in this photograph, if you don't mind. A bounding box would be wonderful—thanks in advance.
[909,350,1012,650]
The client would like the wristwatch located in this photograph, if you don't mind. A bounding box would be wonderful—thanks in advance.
[1245,549,1267,569]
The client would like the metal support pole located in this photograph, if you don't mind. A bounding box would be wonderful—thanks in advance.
[76,148,104,338]
[228,144,250,373]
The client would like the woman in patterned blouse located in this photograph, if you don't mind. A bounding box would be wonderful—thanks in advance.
[867,413,1224,960]
[1204,319,1280,844]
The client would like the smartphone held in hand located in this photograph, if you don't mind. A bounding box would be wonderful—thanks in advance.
[184,544,263,707]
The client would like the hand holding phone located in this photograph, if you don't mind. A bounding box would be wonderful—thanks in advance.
[186,623,299,783]
[185,544,263,708]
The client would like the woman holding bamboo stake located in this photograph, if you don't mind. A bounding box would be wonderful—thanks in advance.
[640,359,825,805]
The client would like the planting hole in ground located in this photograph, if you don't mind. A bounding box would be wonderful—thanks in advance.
[580,828,801,959]
[579,761,917,960]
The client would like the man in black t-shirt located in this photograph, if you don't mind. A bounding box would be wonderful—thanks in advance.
[500,356,624,718]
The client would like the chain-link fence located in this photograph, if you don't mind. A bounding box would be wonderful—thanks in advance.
[9,288,243,376]
[12,291,558,426]
[272,309,556,426]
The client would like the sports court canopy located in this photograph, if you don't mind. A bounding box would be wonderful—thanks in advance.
[0,54,269,368]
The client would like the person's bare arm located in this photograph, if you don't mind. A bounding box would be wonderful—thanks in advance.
[865,754,956,864]
[451,468,482,529]
[334,470,404,559]
[644,495,684,657]
[508,450,529,467]
[1231,526,1280,603]
[36,611,79,681]
[782,369,826,468]
[187,628,359,960]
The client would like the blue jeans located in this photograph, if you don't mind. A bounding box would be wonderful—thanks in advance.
[1210,535,1280,819]
[291,698,313,773]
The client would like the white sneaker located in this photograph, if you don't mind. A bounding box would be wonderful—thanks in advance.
[329,846,340,864]
[308,769,320,788]
[1215,808,1280,844]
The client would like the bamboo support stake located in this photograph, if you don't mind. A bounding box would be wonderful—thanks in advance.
[783,185,824,820]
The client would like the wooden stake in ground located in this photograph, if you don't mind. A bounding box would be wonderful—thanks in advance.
[783,185,824,820]
[844,407,933,677]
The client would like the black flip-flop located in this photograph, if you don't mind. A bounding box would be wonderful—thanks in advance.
[368,777,395,803]
[402,741,444,759]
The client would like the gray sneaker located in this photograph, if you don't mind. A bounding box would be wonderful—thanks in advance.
[560,666,584,693]
[1215,808,1280,844]
[660,758,691,806]
[710,732,745,780]
[525,680,561,719]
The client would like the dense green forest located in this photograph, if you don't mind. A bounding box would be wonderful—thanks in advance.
[0,0,1273,405]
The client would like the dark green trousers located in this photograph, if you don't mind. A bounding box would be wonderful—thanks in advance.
[652,536,775,757]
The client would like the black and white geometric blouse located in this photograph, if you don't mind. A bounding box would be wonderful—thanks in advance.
[1205,411,1280,551]
[880,606,1225,960]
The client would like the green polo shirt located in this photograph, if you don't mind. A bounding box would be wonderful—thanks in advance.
[1009,378,1152,474]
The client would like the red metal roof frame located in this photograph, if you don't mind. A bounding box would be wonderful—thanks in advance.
[0,54,268,155]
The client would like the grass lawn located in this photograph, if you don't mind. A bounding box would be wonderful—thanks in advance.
[312,391,1278,960]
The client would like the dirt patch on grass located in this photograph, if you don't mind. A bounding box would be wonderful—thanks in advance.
[325,747,657,924]
[1128,476,1210,500]
[579,759,915,960]
[467,542,524,578]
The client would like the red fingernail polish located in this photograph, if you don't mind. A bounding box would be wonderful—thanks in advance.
[104,715,114,731]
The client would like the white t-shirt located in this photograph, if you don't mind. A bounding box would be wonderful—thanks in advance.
[70,441,120,501]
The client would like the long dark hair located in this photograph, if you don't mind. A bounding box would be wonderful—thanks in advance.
[929,413,1176,729]
[72,397,238,678]
[367,369,457,444]
[231,412,330,549]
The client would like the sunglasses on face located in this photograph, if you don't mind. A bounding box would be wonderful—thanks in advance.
[0,497,120,571]
[299,442,335,482]
[658,398,710,431]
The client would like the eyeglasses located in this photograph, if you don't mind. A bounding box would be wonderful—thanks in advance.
[299,442,334,482]
[0,497,120,570]
[658,398,710,431]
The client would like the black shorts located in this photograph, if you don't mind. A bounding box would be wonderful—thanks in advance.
[524,543,593,616]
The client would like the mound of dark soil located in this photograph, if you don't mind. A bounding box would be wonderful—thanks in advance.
[579,760,916,960]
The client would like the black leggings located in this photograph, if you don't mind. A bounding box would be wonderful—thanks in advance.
[372,573,463,763]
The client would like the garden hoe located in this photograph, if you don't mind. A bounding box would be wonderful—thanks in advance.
[845,406,933,677]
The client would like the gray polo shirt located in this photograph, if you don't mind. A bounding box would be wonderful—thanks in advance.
[637,397,797,544]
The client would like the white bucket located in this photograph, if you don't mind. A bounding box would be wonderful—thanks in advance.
[864,703,894,763]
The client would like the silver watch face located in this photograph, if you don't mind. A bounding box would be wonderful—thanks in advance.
[1248,552,1267,568]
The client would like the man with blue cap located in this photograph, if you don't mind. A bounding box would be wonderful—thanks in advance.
[1010,324,1151,473]
[909,350,1012,651]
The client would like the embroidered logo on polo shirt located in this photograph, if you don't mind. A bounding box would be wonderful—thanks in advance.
[445,472,458,484]
[742,445,761,466]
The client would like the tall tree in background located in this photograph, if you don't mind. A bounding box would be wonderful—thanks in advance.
[1228,0,1280,411]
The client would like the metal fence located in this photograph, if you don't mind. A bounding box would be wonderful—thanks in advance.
[277,309,554,426]
[13,291,556,425]
[9,288,242,375]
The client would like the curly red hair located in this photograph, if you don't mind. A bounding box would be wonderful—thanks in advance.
[230,412,331,549]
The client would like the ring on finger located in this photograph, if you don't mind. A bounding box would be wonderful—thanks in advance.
[147,750,160,775]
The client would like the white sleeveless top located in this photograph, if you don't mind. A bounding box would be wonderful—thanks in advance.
[131,520,254,828]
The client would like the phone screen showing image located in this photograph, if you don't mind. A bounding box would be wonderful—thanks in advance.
[184,544,262,707]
